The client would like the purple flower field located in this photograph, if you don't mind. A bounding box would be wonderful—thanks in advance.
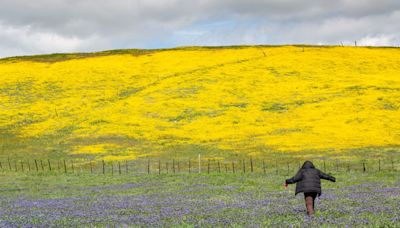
[0,175,399,227]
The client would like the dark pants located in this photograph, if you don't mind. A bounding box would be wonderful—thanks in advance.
[304,192,318,216]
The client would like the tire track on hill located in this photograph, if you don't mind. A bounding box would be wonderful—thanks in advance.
[119,54,268,98]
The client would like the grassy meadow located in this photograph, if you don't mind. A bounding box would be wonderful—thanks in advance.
[0,169,399,226]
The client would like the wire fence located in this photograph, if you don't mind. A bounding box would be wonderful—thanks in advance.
[0,157,398,176]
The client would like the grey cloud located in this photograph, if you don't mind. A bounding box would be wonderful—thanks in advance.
[0,0,399,57]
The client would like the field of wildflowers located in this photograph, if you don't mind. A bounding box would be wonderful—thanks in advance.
[0,170,398,227]
[1,46,400,161]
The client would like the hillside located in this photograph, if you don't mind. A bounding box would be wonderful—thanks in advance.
[1,46,400,161]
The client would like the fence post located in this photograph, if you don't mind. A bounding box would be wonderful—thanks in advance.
[125,161,128,174]
[0,161,2,170]
[188,159,191,174]
[173,159,175,174]
[63,160,67,174]
[159,160,161,175]
[147,159,150,174]
[218,161,221,173]
[111,162,114,175]
[250,157,253,173]
[27,160,31,172]
[347,162,350,172]
[48,159,52,171]
[207,159,210,174]
[323,160,326,172]
[363,162,366,172]
[263,160,266,174]
[198,154,201,174]
[242,159,246,173]
[90,161,93,174]
[232,161,235,173]
[8,157,11,171]
[71,160,74,173]
[225,163,228,173]
[35,159,39,172]
[166,162,169,174]
[102,160,105,174]
[378,159,381,172]
[21,161,24,172]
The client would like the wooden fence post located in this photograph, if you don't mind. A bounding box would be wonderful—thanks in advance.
[250,157,253,173]
[147,159,150,174]
[35,159,39,172]
[242,159,246,173]
[207,159,210,174]
[27,160,31,172]
[111,162,114,175]
[63,160,67,174]
[378,159,381,172]
[159,160,161,175]
[48,159,52,171]
[232,161,235,174]
[21,161,24,172]
[102,160,105,174]
[363,162,366,172]
[173,159,175,174]
[118,161,121,175]
[263,160,266,174]
[323,160,326,172]
[198,154,201,174]
[166,162,169,174]
[90,161,93,174]
[218,161,221,173]
[188,159,191,174]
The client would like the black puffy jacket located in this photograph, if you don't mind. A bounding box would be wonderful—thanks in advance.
[285,161,336,196]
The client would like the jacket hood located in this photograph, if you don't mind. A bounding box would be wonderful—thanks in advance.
[301,161,315,169]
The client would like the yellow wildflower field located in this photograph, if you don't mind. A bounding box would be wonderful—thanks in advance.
[0,46,399,160]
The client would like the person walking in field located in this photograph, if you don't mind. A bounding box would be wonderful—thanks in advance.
[285,161,336,216]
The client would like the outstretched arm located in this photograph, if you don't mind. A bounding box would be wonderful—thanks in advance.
[319,171,336,182]
[285,171,303,184]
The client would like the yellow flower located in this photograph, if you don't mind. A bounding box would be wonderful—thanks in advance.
[1,46,399,160]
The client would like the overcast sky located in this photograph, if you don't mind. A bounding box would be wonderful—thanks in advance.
[1,0,400,57]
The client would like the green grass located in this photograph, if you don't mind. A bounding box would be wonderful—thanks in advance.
[0,169,397,200]
[0,169,398,226]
